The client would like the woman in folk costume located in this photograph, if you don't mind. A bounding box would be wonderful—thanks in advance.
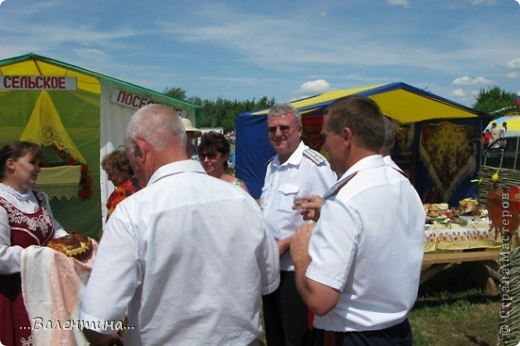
[0,141,68,346]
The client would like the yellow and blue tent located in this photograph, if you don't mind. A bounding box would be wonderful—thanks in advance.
[484,111,520,137]
[235,82,489,202]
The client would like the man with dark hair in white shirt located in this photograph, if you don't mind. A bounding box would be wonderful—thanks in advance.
[291,96,424,346]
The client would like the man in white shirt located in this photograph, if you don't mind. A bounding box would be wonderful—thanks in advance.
[181,117,201,158]
[498,122,507,148]
[260,104,337,346]
[80,104,280,345]
[291,96,425,345]
[490,122,500,148]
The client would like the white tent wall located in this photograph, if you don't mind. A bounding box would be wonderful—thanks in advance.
[99,79,139,223]
[98,79,199,223]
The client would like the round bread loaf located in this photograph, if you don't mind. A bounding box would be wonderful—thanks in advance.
[46,232,92,261]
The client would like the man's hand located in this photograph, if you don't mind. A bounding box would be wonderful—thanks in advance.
[83,329,123,346]
[296,195,323,222]
[277,236,293,256]
[290,223,314,269]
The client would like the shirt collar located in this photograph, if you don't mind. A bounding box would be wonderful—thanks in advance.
[324,155,385,198]
[148,160,206,186]
[0,183,32,201]
[339,154,386,181]
[273,141,306,167]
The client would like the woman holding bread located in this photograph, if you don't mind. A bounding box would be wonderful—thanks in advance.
[0,141,68,346]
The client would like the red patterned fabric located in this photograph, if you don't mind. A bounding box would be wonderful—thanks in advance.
[419,122,476,202]
[0,192,55,346]
[106,177,144,220]
[302,116,325,153]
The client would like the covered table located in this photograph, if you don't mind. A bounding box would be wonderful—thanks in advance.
[421,217,506,286]
[424,217,501,252]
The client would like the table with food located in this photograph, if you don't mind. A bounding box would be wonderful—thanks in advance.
[423,199,502,253]
[420,198,518,286]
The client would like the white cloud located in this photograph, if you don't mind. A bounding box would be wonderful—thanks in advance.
[470,0,499,5]
[386,0,410,8]
[449,89,474,106]
[506,71,520,78]
[450,89,466,97]
[300,79,331,95]
[289,79,332,100]
[73,48,109,61]
[452,76,490,85]
[506,58,520,69]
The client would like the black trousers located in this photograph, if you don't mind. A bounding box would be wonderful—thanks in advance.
[262,271,311,346]
[311,318,413,346]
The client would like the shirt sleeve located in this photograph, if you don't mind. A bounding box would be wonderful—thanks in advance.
[306,198,359,291]
[258,222,280,295]
[80,205,140,333]
[39,192,68,238]
[0,207,23,274]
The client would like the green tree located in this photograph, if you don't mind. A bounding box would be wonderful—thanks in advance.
[163,86,276,132]
[163,87,187,101]
[187,96,203,106]
[473,86,517,117]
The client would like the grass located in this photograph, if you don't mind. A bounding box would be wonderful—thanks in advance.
[410,289,500,345]
[410,262,501,345]
[258,262,503,345]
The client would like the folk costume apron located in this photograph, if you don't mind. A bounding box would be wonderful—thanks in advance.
[0,192,55,346]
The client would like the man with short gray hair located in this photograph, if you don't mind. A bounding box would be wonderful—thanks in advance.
[261,103,336,346]
[81,104,280,345]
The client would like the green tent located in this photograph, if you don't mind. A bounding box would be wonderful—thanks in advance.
[0,53,202,238]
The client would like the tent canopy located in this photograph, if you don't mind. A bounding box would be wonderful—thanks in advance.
[236,82,489,200]
[484,111,520,137]
[250,82,487,123]
[0,53,202,238]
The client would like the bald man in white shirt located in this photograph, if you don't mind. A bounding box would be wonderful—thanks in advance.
[81,104,280,345]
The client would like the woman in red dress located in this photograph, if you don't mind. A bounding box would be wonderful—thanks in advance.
[101,148,144,221]
[0,141,68,346]
[482,129,492,148]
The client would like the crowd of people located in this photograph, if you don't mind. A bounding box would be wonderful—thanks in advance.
[0,96,426,346]
[484,121,508,149]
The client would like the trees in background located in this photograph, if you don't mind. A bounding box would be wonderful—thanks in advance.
[163,87,275,133]
[473,86,518,117]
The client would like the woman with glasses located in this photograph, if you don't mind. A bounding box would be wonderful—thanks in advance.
[0,141,69,346]
[198,132,249,192]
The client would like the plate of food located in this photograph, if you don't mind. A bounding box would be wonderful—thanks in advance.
[426,216,450,224]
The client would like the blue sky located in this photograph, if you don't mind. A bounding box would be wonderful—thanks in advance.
[0,0,519,107]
